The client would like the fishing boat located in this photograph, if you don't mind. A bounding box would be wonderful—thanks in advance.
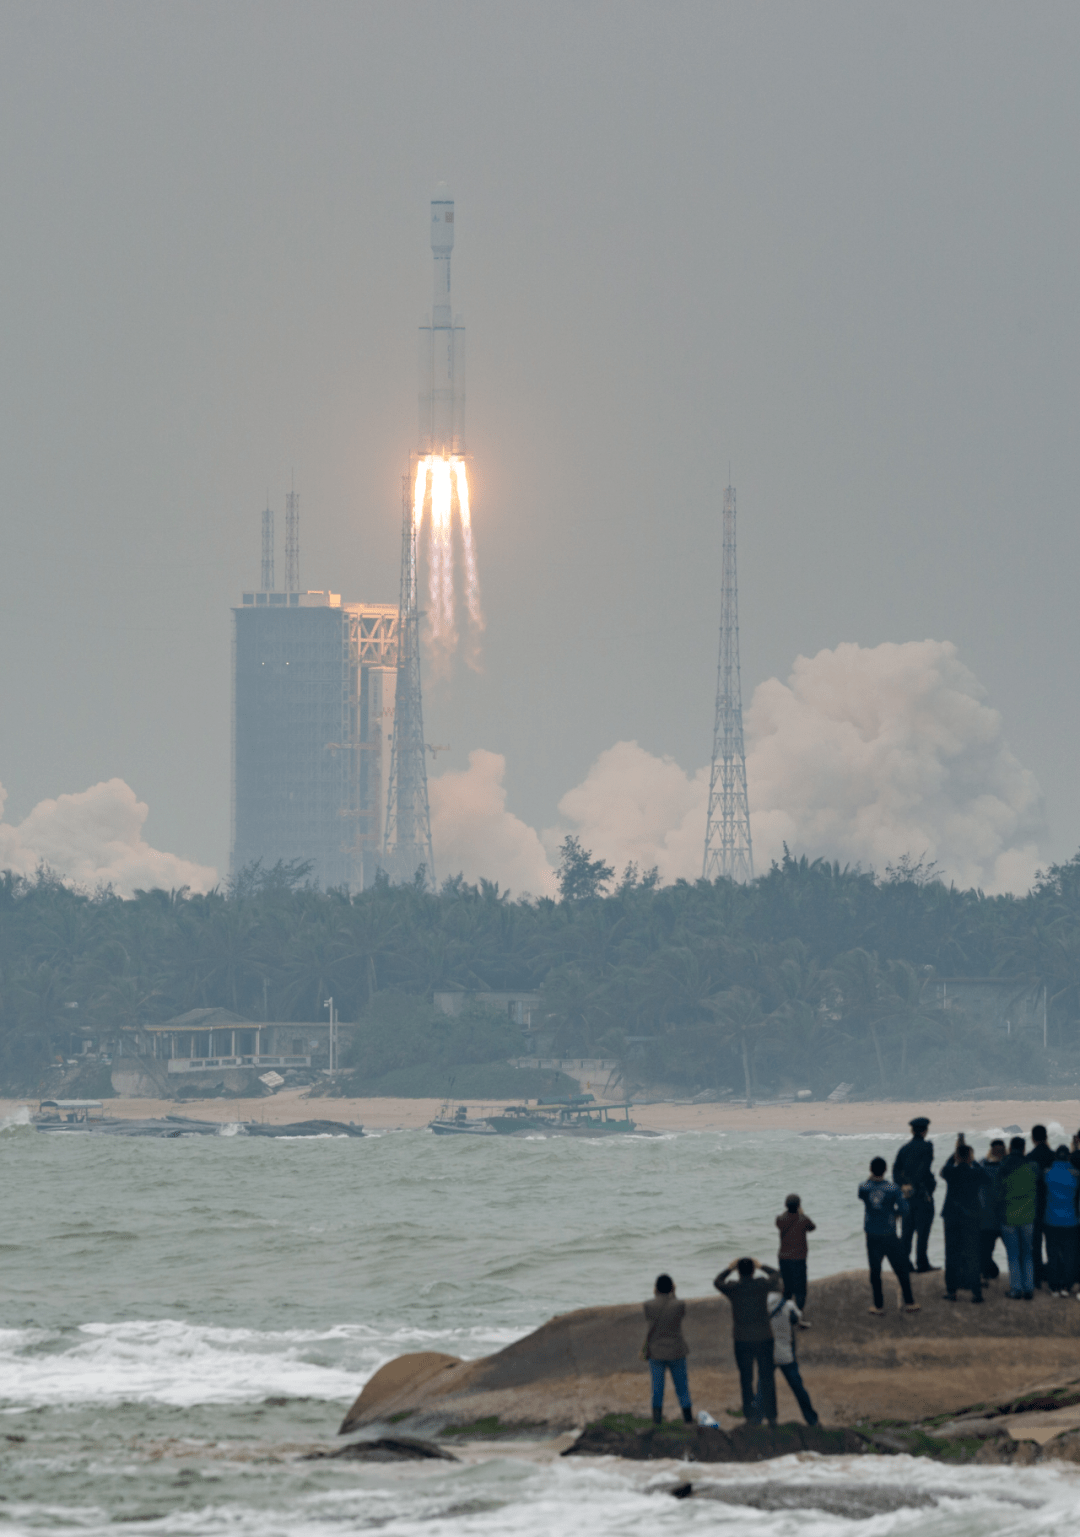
[428,1096,649,1137]
[428,1104,498,1135]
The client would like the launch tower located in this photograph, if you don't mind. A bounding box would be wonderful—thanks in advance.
[382,471,434,885]
[703,484,754,882]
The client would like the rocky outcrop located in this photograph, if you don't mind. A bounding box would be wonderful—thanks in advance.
[341,1269,1080,1438]
[563,1418,867,1462]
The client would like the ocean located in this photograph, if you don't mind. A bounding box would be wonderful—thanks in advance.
[2,1106,1076,1534]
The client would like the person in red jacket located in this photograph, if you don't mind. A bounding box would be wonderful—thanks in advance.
[776,1193,816,1314]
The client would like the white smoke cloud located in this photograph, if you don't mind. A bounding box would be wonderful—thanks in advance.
[429,749,556,897]
[744,640,1044,893]
[434,640,1045,898]
[0,778,218,898]
[546,740,707,882]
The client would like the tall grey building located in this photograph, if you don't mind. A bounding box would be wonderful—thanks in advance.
[231,587,397,889]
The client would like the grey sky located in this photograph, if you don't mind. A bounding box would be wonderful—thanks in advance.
[1,2,1077,881]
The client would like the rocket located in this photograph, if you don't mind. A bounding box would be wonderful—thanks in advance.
[419,185,465,457]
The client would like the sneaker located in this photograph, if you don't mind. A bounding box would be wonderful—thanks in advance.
[941,1292,957,1301]
[1023,1292,1034,1300]
[971,1297,983,1304]
[1006,1290,1024,1299]
[868,1306,885,1315]
[915,1265,941,1273]
[903,1303,921,1313]
[797,1320,812,1329]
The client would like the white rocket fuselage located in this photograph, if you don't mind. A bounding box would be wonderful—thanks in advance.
[419,190,465,458]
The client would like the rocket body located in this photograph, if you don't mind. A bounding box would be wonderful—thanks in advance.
[419,188,465,457]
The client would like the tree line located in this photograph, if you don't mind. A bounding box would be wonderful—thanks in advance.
[2,838,1079,1097]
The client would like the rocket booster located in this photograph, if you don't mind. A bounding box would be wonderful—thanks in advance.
[419,185,465,457]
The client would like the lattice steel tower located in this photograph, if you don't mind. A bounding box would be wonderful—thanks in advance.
[260,503,274,590]
[284,486,299,592]
[703,483,754,882]
[383,470,434,885]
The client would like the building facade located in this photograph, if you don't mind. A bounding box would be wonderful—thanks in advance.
[231,590,397,889]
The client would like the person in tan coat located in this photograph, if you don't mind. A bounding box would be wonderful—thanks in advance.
[643,1273,693,1424]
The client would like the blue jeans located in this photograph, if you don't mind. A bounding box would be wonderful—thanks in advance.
[649,1357,690,1413]
[1001,1222,1034,1295]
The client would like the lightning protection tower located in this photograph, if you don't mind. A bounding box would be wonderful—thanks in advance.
[382,470,435,886]
[261,503,275,590]
[703,483,754,882]
[284,486,299,592]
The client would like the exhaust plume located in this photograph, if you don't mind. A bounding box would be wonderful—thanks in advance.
[432,640,1044,897]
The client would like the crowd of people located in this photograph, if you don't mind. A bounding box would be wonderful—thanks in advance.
[641,1116,1080,1428]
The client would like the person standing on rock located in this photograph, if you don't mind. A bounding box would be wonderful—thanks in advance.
[1027,1124,1055,1289]
[859,1156,920,1314]
[714,1258,780,1427]
[1043,1146,1080,1297]
[997,1135,1041,1299]
[776,1193,815,1314]
[940,1137,988,1303]
[642,1274,693,1425]
[893,1116,939,1273]
[979,1139,1007,1281]
[760,1281,818,1427]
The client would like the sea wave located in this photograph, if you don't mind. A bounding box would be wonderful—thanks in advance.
[0,1318,524,1409]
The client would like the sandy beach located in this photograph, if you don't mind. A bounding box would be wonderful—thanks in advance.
[6,1089,1080,1136]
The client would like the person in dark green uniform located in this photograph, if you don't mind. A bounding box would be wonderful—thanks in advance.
[893,1116,939,1272]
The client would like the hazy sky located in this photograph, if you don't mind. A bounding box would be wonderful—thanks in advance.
[1,1,1078,882]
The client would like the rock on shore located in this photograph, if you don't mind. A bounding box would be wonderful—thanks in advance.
[341,1269,1080,1438]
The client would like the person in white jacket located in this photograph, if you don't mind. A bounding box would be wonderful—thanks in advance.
[755,1289,818,1426]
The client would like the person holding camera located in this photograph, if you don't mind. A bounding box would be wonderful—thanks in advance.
[940,1134,988,1303]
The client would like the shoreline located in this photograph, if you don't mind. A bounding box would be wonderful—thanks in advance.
[4,1090,1079,1135]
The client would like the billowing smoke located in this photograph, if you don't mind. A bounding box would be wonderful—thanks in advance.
[432,640,1045,897]
[0,778,218,898]
[743,640,1044,893]
[428,750,556,897]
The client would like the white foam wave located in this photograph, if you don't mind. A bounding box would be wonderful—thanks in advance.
[0,1318,524,1409]
[0,1102,31,1132]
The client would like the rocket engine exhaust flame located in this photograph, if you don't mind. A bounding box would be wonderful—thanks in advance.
[453,456,483,639]
[413,452,483,660]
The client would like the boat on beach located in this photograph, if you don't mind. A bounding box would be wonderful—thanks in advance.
[31,1103,364,1138]
[428,1096,648,1137]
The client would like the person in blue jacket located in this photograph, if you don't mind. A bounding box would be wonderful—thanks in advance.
[859,1157,920,1314]
[1043,1146,1080,1297]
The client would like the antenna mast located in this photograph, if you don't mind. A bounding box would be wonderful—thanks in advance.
[284,485,300,592]
[703,483,754,882]
[261,503,275,590]
[383,470,435,886]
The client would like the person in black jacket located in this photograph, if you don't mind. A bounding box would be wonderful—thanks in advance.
[940,1137,989,1303]
[893,1116,939,1272]
[979,1139,1006,1280]
[1028,1124,1055,1289]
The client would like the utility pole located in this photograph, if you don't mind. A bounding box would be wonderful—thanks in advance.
[323,996,336,1072]
[703,483,754,882]
[382,470,435,886]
